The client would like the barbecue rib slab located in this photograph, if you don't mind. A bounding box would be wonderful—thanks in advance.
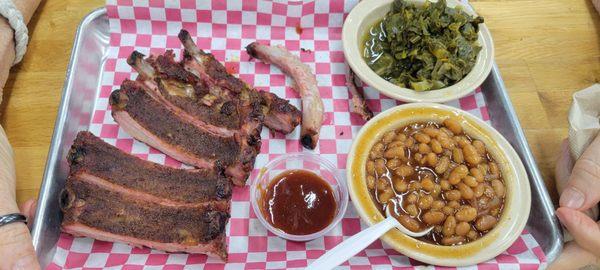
[61,131,231,260]
[111,31,301,185]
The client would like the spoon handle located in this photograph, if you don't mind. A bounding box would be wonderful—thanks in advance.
[306,216,399,270]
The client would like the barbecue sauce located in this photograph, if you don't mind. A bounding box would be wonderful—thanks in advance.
[261,169,336,235]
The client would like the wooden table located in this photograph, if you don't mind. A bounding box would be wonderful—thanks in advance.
[2,0,599,206]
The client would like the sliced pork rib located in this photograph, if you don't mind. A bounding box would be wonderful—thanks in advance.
[113,32,301,185]
[177,30,301,135]
[110,81,256,185]
[246,42,324,149]
[61,131,231,260]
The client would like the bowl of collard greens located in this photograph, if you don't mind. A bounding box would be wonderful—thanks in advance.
[343,0,494,103]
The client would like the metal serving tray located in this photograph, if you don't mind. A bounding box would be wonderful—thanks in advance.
[30,8,563,269]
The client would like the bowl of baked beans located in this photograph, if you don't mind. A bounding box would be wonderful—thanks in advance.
[347,103,531,266]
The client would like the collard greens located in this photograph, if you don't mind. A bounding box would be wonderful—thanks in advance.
[363,0,484,91]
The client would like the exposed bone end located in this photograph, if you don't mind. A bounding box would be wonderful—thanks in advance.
[245,42,259,59]
[109,89,129,111]
[127,51,156,79]
[178,29,203,56]
[127,50,145,67]
[300,130,319,150]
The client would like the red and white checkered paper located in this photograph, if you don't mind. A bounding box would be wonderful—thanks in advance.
[48,0,547,269]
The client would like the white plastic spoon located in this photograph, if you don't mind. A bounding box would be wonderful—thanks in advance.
[306,201,433,270]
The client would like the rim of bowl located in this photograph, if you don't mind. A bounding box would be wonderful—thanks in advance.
[250,152,349,242]
[342,0,495,103]
[346,103,531,266]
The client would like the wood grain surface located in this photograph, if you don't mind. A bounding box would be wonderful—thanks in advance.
[1,0,599,206]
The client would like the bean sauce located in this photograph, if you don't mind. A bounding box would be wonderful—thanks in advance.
[365,119,505,245]
[261,169,336,235]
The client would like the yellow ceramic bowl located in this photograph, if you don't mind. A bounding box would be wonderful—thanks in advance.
[346,103,530,266]
[342,0,494,103]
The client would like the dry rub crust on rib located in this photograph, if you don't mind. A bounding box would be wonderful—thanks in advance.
[68,131,232,205]
[61,131,231,260]
[116,32,301,185]
[61,177,229,260]
[110,81,242,167]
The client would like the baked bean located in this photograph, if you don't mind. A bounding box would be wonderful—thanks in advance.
[435,156,450,174]
[467,230,479,240]
[442,216,456,237]
[386,158,401,170]
[447,200,460,209]
[470,168,484,182]
[472,140,486,155]
[418,143,431,154]
[406,193,418,204]
[440,180,451,191]
[423,127,440,137]
[421,177,435,192]
[415,133,431,144]
[388,140,404,149]
[475,215,497,231]
[455,221,470,236]
[443,118,462,135]
[377,177,390,191]
[489,162,500,176]
[432,200,445,210]
[442,206,455,216]
[455,206,477,222]
[395,165,414,177]
[455,136,470,148]
[442,236,466,245]
[445,190,461,201]
[405,137,415,148]
[393,177,408,193]
[431,184,442,197]
[366,120,505,246]
[463,176,478,188]
[474,183,485,197]
[430,139,443,154]
[484,184,495,198]
[448,171,462,185]
[405,204,419,217]
[463,144,481,165]
[452,148,464,163]
[418,195,434,210]
[426,152,438,167]
[398,215,421,232]
[395,133,407,142]
[382,131,397,143]
[440,127,454,137]
[375,159,386,176]
[438,136,454,149]
[370,142,384,158]
[408,181,422,192]
[457,183,474,200]
[418,156,428,166]
[491,179,505,198]
[378,189,394,203]
[367,175,376,189]
[384,146,405,159]
[423,211,445,225]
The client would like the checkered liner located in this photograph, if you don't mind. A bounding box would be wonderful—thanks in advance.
[47,0,546,269]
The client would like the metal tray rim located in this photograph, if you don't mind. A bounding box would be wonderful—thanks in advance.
[30,6,563,267]
[31,6,108,263]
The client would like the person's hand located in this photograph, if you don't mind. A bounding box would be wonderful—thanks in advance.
[0,198,39,270]
[549,135,600,269]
